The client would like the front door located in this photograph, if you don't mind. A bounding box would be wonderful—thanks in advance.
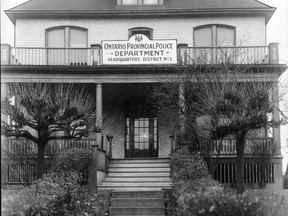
[125,117,158,158]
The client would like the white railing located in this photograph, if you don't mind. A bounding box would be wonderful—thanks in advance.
[1,43,279,66]
[185,46,268,65]
[10,47,94,66]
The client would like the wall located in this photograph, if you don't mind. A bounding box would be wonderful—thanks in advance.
[15,16,266,47]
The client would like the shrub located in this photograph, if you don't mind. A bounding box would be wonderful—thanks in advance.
[170,151,211,182]
[170,151,222,193]
[179,190,283,216]
[51,148,94,184]
[165,151,223,216]
[1,148,110,216]
[1,172,111,216]
[163,189,179,216]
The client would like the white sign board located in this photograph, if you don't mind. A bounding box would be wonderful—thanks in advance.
[102,34,177,65]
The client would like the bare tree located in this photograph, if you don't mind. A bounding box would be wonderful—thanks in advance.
[153,64,287,193]
[1,83,96,179]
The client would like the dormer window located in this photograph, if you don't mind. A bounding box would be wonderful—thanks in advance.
[118,0,163,6]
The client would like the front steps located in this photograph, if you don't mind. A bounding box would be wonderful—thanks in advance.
[110,191,165,216]
[98,158,172,191]
[98,159,171,216]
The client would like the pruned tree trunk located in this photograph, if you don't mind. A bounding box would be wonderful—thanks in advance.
[235,131,246,193]
[37,143,46,179]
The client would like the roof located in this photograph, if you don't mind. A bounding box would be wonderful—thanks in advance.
[6,0,275,24]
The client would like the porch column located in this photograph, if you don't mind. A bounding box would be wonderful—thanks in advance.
[1,82,8,100]
[96,83,103,147]
[1,82,8,185]
[272,83,281,156]
[96,83,103,128]
[271,82,283,190]
[179,83,185,136]
[1,83,9,122]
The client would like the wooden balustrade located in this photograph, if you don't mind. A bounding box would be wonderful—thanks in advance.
[2,138,96,156]
[9,47,96,66]
[172,137,274,155]
[1,137,111,185]
[209,156,277,184]
[184,46,268,65]
[1,44,278,66]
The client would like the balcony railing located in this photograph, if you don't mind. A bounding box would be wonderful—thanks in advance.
[1,43,279,66]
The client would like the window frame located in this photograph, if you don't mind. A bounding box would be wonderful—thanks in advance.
[45,26,88,48]
[193,24,236,47]
[128,27,153,40]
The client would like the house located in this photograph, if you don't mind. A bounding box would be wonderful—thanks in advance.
[1,0,287,195]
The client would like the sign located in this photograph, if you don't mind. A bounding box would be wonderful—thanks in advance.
[102,34,177,65]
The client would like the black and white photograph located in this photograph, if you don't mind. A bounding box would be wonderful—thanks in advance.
[1,0,288,215]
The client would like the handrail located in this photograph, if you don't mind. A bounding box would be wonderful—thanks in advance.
[172,137,274,155]
[1,138,96,156]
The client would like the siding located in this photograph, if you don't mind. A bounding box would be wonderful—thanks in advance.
[15,16,266,47]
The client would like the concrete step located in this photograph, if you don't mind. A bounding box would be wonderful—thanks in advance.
[110,207,165,215]
[112,215,164,216]
[108,167,170,172]
[101,182,172,187]
[110,159,169,164]
[98,186,170,191]
[111,198,164,206]
[109,163,169,168]
[108,172,170,177]
[105,177,171,182]
[112,191,163,198]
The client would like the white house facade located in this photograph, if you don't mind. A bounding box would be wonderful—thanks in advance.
[1,0,287,192]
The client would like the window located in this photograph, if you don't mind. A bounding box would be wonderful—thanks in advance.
[46,26,88,65]
[194,25,235,47]
[118,0,163,6]
[129,27,153,39]
[46,26,87,48]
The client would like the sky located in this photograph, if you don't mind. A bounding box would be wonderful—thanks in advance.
[1,0,288,172]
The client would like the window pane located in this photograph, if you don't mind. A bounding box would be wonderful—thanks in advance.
[70,29,87,48]
[122,0,138,5]
[217,27,235,46]
[194,27,212,47]
[47,29,65,47]
[143,0,159,5]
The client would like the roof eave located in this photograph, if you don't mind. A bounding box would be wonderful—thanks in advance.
[5,7,276,25]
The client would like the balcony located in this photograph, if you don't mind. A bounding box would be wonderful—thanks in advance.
[1,43,280,66]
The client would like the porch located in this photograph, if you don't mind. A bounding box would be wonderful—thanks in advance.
[1,136,282,190]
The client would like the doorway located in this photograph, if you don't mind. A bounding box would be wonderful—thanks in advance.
[125,117,158,158]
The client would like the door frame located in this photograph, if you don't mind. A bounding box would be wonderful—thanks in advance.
[125,117,158,158]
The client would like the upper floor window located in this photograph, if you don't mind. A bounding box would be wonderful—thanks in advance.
[46,26,87,48]
[129,27,153,39]
[118,0,163,6]
[194,25,235,47]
